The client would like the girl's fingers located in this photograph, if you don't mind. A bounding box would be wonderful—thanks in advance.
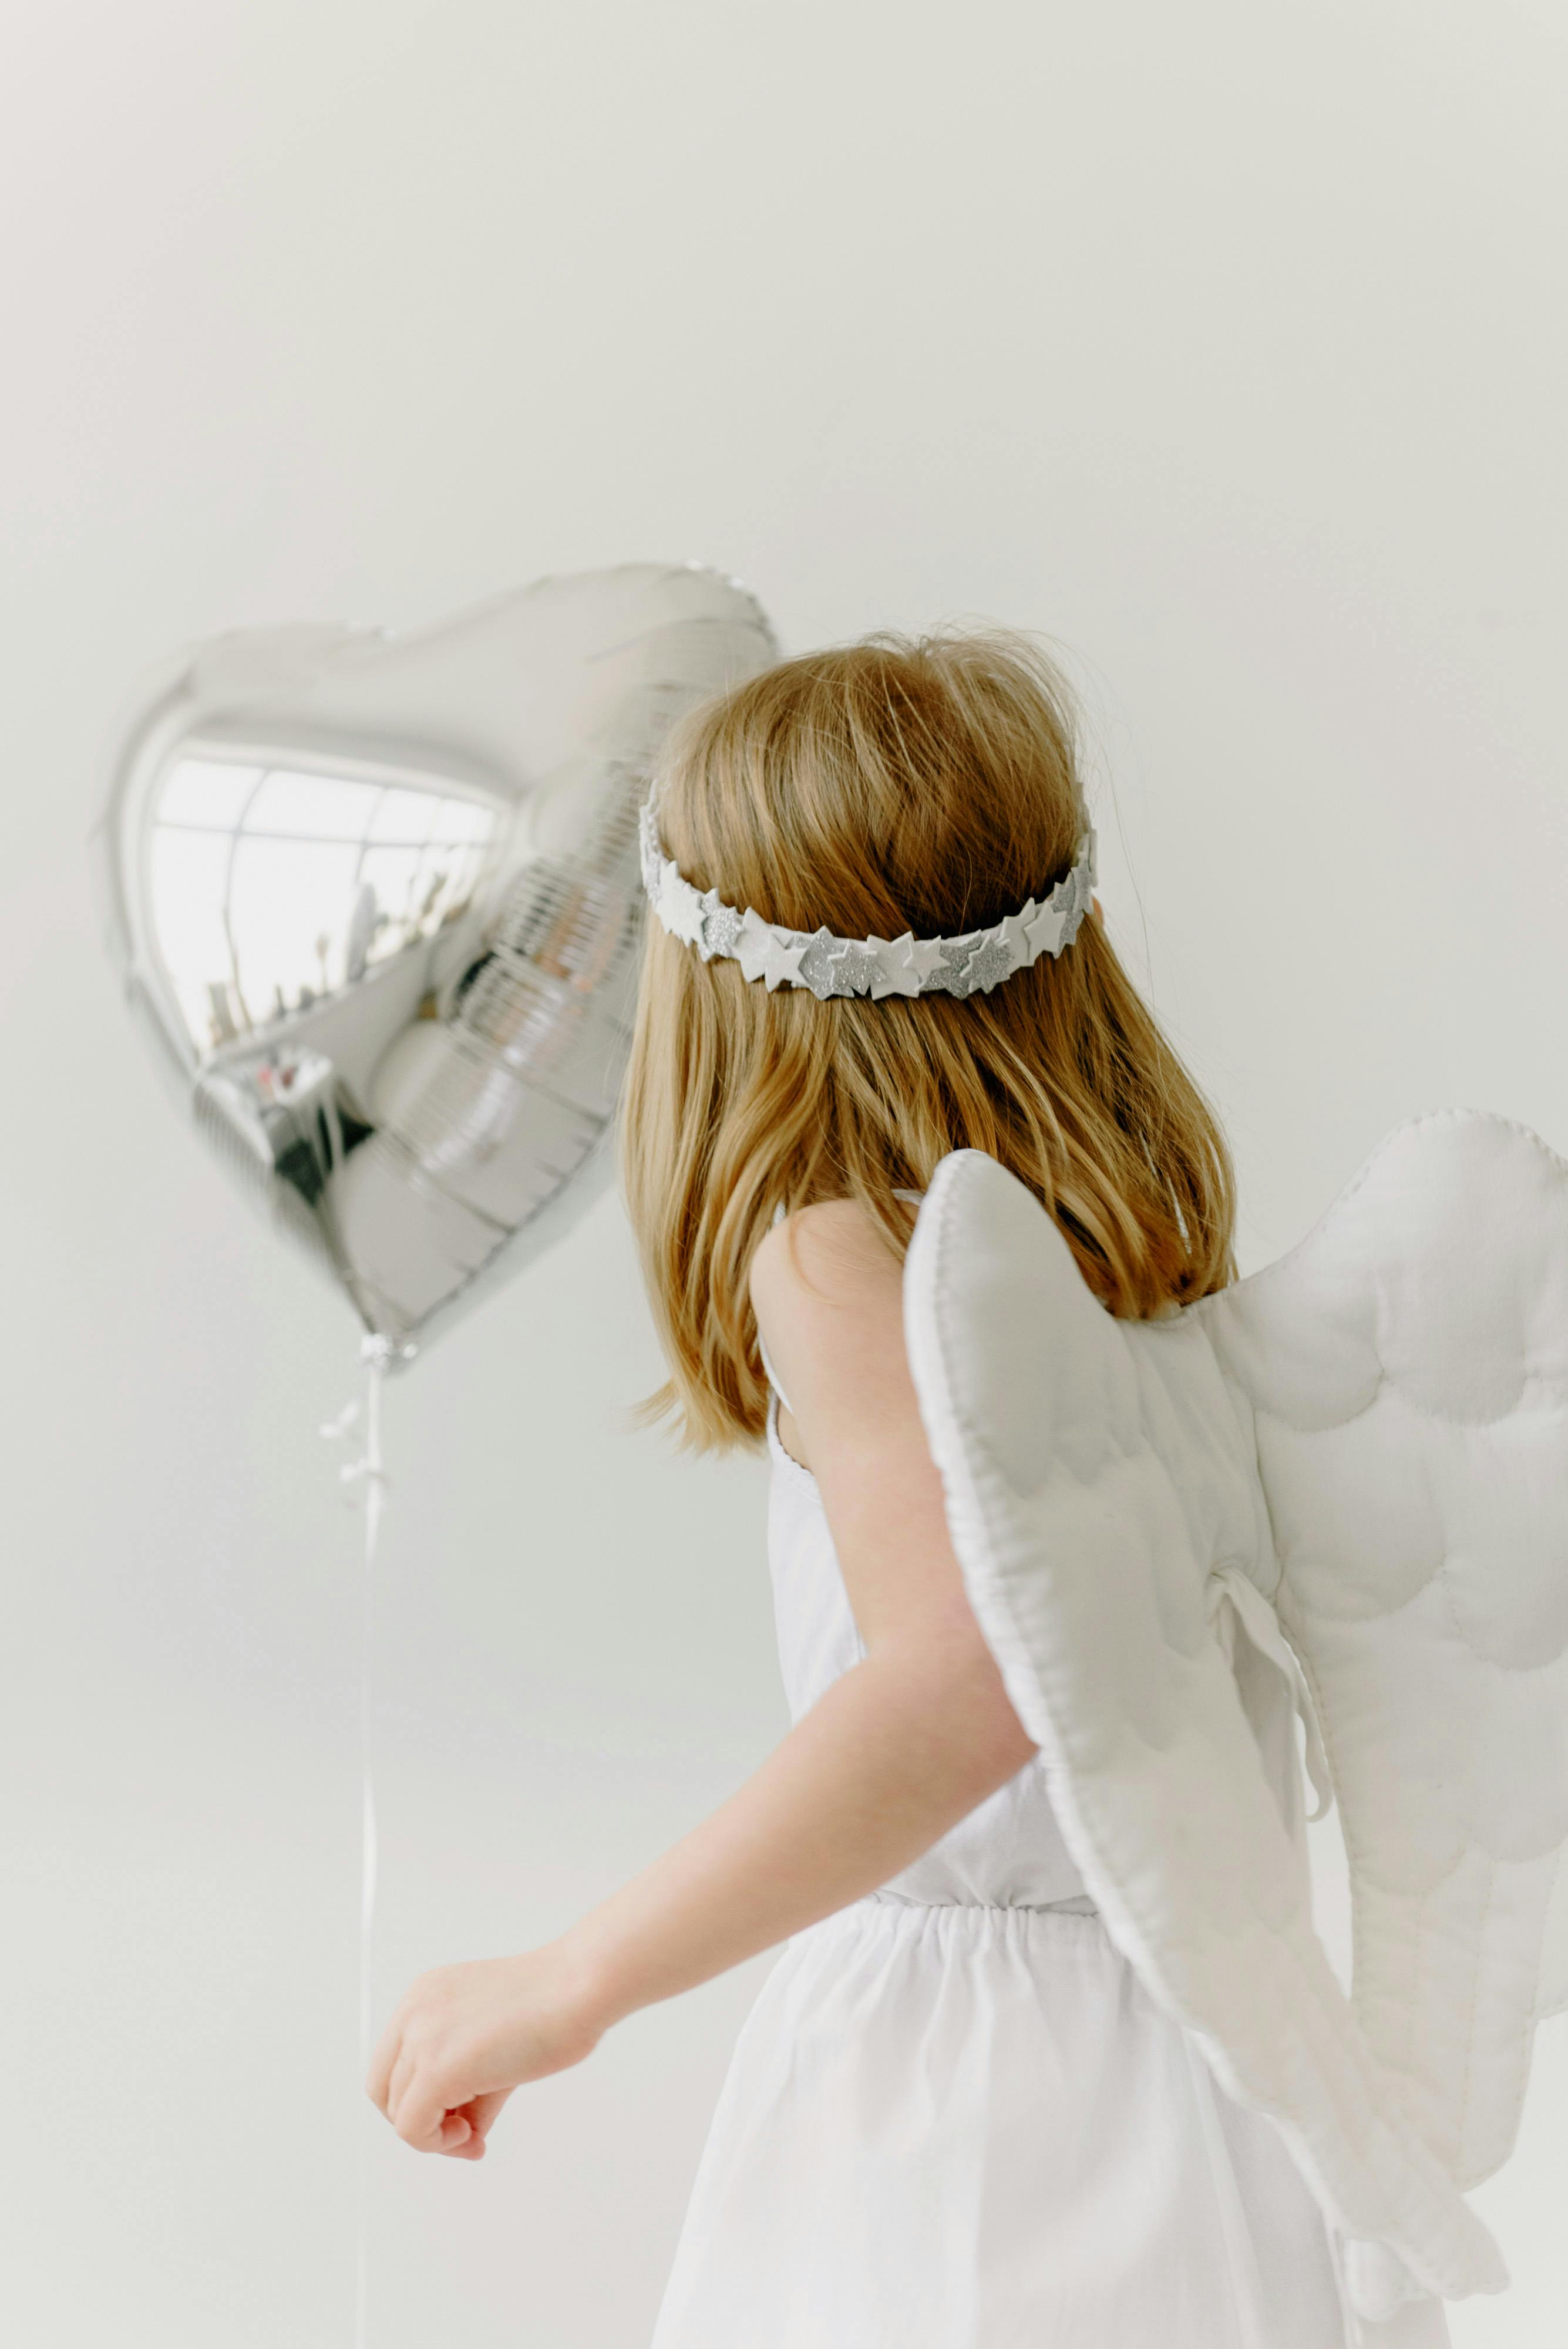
[365,2019,401,2115]
[386,2038,461,2149]
[386,2047,416,2133]
[395,2070,458,2151]
[379,2047,488,2156]
[383,2044,482,2155]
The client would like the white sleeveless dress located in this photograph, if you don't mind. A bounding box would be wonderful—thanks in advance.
[647,1376,1447,2349]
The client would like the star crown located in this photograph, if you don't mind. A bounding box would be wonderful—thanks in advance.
[637,796,1098,1001]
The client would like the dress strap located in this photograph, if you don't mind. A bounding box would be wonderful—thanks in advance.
[758,1331,793,1416]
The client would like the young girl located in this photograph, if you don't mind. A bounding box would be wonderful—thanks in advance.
[368,632,1365,2347]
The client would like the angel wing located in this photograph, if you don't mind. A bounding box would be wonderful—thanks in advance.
[1196,1108,1568,2190]
[900,1108,1566,2323]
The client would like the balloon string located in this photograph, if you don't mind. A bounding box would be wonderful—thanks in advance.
[322,1342,393,2349]
[356,1357,382,2349]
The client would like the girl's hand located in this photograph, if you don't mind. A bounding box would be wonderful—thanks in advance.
[366,1942,607,2158]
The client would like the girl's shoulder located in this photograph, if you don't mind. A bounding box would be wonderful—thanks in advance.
[749,1199,906,1445]
[750,1197,900,1319]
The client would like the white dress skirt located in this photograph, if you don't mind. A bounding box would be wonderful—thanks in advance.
[647,1391,1451,2349]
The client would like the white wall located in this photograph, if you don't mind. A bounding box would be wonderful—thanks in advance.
[2,4,1564,2343]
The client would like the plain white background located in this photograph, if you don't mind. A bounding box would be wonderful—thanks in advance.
[2,4,1564,2343]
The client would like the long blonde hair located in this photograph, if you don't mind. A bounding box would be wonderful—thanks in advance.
[621,629,1236,1451]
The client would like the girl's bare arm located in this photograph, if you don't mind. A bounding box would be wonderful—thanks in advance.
[367,1200,1034,2157]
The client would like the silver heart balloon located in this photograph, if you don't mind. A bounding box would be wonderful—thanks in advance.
[95,563,778,1360]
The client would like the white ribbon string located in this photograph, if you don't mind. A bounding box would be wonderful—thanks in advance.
[1207,1561,1334,1823]
[321,1338,393,2349]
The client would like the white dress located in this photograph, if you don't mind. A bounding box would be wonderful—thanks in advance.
[647,1379,1451,2349]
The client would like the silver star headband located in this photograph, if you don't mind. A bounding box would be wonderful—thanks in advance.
[638,796,1098,1001]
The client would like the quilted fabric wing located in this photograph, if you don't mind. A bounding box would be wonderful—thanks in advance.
[903,1146,1505,2316]
[1197,1108,1568,2191]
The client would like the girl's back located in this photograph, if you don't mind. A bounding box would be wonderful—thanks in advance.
[650,1178,1350,2348]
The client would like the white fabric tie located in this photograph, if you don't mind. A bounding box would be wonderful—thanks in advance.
[1206,1563,1333,1824]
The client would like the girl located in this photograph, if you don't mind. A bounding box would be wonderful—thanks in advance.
[368,632,1361,2347]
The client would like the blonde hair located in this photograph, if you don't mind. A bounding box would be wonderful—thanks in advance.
[621,630,1236,1451]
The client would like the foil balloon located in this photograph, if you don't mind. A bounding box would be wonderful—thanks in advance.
[95,563,778,1360]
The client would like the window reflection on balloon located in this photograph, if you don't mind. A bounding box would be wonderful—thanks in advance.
[147,753,498,1056]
